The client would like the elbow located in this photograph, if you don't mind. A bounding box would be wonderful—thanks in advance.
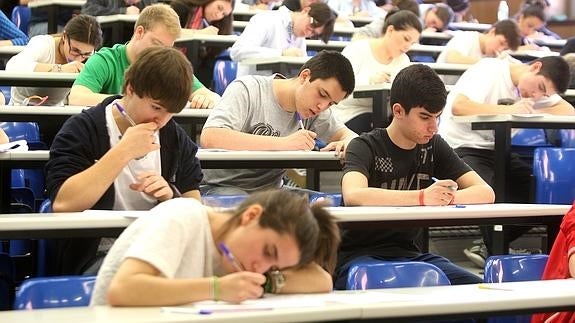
[107,282,132,307]
[484,186,496,204]
[67,88,83,106]
[315,269,334,292]
[342,190,363,206]
[199,129,218,148]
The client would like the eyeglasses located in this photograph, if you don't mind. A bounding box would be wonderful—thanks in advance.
[67,35,94,59]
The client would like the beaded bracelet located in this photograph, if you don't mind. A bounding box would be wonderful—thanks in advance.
[212,276,220,301]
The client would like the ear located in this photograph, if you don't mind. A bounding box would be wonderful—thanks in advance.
[239,204,263,226]
[529,61,543,73]
[125,84,135,97]
[301,6,311,14]
[391,103,405,118]
[385,25,394,34]
[298,68,311,84]
[134,25,145,40]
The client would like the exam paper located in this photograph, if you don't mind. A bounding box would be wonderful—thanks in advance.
[0,140,28,152]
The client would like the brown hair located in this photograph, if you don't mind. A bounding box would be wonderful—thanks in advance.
[490,19,521,51]
[170,0,234,35]
[426,3,454,31]
[216,190,341,273]
[134,3,182,39]
[308,3,337,43]
[63,14,103,50]
[122,47,192,113]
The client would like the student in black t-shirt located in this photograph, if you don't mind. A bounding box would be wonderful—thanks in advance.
[334,64,495,290]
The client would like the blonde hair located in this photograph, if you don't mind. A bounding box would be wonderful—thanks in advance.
[134,3,182,39]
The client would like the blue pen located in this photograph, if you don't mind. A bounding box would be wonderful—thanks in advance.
[114,102,137,127]
[431,176,457,191]
[202,18,210,28]
[218,242,245,272]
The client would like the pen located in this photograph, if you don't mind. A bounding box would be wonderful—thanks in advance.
[295,112,305,130]
[431,176,457,191]
[296,112,325,150]
[202,18,210,28]
[478,283,513,291]
[218,242,245,272]
[114,102,137,127]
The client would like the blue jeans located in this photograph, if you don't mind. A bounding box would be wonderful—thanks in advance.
[334,253,482,290]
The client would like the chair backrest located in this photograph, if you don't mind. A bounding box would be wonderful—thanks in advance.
[14,275,96,310]
[11,5,31,34]
[202,194,248,208]
[309,193,342,206]
[39,199,52,213]
[0,253,15,310]
[346,260,451,290]
[213,59,237,96]
[0,122,40,142]
[533,148,575,204]
[559,129,575,148]
[511,129,551,147]
[484,254,549,283]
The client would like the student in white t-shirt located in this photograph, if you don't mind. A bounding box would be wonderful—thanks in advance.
[91,190,340,306]
[438,56,573,267]
[334,9,422,134]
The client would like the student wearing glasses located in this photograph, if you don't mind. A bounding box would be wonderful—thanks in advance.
[5,14,103,106]
[229,3,336,77]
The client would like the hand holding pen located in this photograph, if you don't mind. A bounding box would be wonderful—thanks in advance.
[114,102,159,160]
[290,112,321,151]
[420,177,458,206]
[217,243,266,302]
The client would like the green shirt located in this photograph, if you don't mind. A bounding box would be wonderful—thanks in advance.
[74,44,204,96]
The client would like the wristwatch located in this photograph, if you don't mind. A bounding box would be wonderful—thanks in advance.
[263,268,285,294]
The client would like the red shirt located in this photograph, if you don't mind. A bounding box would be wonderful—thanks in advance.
[532,201,575,323]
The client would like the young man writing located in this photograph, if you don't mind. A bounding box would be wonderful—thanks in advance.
[69,3,219,109]
[200,50,357,195]
[334,64,494,289]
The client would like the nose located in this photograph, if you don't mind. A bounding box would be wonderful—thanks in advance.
[154,112,172,127]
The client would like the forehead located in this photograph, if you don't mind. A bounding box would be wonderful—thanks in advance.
[144,25,176,46]
[273,233,300,268]
[395,28,421,39]
[309,77,348,101]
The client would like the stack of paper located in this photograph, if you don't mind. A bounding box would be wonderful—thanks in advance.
[0,140,28,152]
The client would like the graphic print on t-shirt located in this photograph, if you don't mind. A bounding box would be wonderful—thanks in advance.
[251,123,280,137]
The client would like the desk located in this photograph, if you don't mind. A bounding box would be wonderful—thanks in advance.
[533,38,567,51]
[0,71,77,87]
[455,115,575,203]
[1,279,575,322]
[96,14,138,45]
[0,150,341,213]
[175,34,238,68]
[28,0,86,34]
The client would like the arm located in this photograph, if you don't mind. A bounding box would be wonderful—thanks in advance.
[0,127,9,144]
[537,98,575,116]
[229,15,283,61]
[69,85,113,106]
[351,17,384,41]
[342,171,427,206]
[450,171,495,205]
[444,49,481,65]
[201,127,317,150]
[189,86,221,109]
[0,12,28,46]
[321,126,358,158]
[108,258,266,306]
[278,263,332,294]
[52,122,159,212]
[452,93,533,116]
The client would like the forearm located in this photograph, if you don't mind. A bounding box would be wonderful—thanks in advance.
[343,187,420,206]
[451,185,495,205]
[200,128,291,150]
[33,63,60,72]
[279,263,332,294]
[108,275,213,306]
[69,85,111,106]
[445,51,480,65]
[452,96,517,116]
[52,148,130,212]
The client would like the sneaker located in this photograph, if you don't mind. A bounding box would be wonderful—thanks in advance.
[463,243,488,269]
[509,247,543,255]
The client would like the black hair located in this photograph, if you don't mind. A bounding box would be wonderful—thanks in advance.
[299,50,355,98]
[382,8,423,35]
[391,64,446,114]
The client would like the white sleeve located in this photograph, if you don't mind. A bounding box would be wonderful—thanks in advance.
[6,36,52,72]
[229,14,283,61]
[341,42,367,84]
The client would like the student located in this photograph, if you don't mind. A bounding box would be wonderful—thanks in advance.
[69,4,219,109]
[81,0,159,16]
[6,15,102,106]
[91,190,340,305]
[531,202,575,323]
[170,0,234,89]
[437,56,572,268]
[334,64,494,289]
[229,3,336,77]
[326,0,385,18]
[514,0,560,41]
[0,10,28,46]
[514,4,547,50]
[24,0,75,37]
[437,20,521,65]
[352,2,451,40]
[45,46,204,275]
[333,9,421,134]
[200,50,357,195]
[436,19,521,85]
[444,0,475,23]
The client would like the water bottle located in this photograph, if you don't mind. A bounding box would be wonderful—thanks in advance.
[497,0,509,21]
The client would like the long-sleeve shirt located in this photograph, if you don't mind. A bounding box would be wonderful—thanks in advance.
[0,11,28,46]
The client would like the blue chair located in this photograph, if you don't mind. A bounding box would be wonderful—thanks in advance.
[11,6,31,35]
[511,129,553,162]
[558,129,575,148]
[484,254,549,323]
[346,260,450,290]
[202,194,248,208]
[212,59,237,96]
[532,148,575,204]
[14,275,96,309]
